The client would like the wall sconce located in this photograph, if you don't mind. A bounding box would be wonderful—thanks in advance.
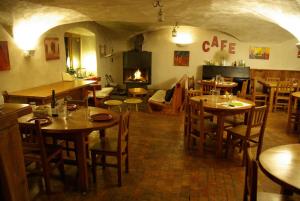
[23,50,35,57]
[172,22,179,37]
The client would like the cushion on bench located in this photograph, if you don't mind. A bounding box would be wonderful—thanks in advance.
[89,87,114,99]
[148,90,166,103]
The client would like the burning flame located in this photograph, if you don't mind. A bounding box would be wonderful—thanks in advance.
[134,69,142,80]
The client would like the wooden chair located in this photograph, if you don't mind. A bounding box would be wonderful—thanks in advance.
[273,81,294,112]
[199,80,216,95]
[90,111,129,186]
[224,80,250,128]
[238,80,249,98]
[244,147,296,201]
[225,105,268,166]
[19,120,65,194]
[187,99,217,155]
[184,89,214,136]
[287,94,300,133]
[249,79,268,106]
[187,76,195,90]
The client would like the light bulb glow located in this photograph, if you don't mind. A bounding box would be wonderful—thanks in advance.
[13,13,64,50]
[81,52,97,75]
[172,33,193,45]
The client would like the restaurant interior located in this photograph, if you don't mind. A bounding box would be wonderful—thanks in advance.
[0,0,300,201]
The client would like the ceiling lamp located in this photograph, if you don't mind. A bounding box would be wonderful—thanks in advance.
[172,22,179,37]
[153,0,164,22]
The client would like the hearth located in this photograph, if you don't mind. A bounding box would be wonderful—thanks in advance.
[123,50,152,88]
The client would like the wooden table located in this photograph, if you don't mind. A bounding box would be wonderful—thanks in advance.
[8,80,95,105]
[259,144,300,194]
[257,79,298,112]
[190,95,254,157]
[1,103,32,117]
[18,107,120,192]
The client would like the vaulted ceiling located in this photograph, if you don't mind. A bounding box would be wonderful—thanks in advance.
[1,0,300,42]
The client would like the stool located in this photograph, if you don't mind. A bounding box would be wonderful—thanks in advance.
[124,98,143,111]
[104,100,123,112]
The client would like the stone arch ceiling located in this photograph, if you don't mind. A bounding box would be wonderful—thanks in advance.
[0,0,300,42]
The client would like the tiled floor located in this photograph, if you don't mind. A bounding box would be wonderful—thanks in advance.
[28,110,300,201]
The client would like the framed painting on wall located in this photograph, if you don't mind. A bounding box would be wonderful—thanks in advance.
[174,51,189,66]
[298,49,300,58]
[0,41,10,71]
[249,47,270,60]
[44,37,60,60]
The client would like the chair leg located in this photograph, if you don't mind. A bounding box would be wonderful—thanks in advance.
[42,166,51,194]
[58,153,65,179]
[242,140,247,166]
[101,155,106,169]
[91,152,97,183]
[125,149,129,173]
[117,155,122,186]
[226,133,233,158]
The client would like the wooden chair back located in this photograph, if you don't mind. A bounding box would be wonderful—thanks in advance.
[2,90,9,103]
[245,105,268,158]
[238,80,249,98]
[188,100,206,154]
[19,120,48,163]
[199,80,216,95]
[187,76,195,90]
[266,77,280,82]
[243,147,258,201]
[187,89,203,98]
[275,81,294,94]
[118,111,130,153]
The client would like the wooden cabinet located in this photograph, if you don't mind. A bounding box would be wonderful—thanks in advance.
[0,105,30,201]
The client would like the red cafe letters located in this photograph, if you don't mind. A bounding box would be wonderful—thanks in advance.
[202,36,236,54]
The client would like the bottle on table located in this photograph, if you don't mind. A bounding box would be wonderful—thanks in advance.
[51,90,58,117]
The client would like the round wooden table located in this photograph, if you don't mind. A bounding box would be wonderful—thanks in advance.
[197,80,238,93]
[128,87,148,96]
[259,144,300,194]
[190,95,254,157]
[292,91,300,99]
[18,107,120,192]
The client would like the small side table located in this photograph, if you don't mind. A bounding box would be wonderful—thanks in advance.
[124,98,143,111]
[104,100,123,112]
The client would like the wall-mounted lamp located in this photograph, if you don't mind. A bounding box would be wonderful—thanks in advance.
[296,42,300,49]
[23,50,35,57]
[172,22,179,37]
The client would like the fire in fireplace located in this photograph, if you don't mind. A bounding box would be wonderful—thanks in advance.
[124,68,149,83]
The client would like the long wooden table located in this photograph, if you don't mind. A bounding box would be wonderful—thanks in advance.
[190,95,254,157]
[7,80,95,105]
[18,106,120,192]
[259,144,300,194]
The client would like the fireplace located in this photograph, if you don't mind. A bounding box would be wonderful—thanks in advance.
[123,50,151,88]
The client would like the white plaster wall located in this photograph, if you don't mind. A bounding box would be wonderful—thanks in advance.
[0,22,107,93]
[142,27,300,89]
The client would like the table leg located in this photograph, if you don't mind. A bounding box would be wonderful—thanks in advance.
[216,115,225,157]
[75,134,89,192]
[269,87,275,112]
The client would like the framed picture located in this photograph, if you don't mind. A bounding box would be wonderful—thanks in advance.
[0,41,10,71]
[298,49,300,58]
[44,37,60,60]
[174,51,189,66]
[249,47,270,60]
